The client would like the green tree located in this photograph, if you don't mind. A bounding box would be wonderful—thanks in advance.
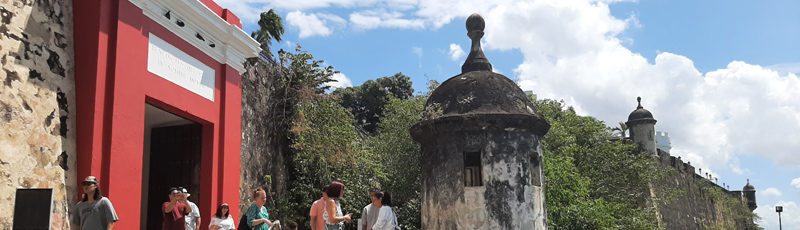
[251,9,285,60]
[242,42,340,227]
[278,45,337,95]
[283,94,385,229]
[333,73,414,133]
[535,98,666,229]
[369,95,426,230]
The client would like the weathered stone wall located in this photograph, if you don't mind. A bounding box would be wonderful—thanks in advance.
[240,59,289,215]
[0,0,76,229]
[653,149,752,229]
[418,127,546,230]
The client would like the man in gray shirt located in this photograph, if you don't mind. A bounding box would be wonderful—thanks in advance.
[72,176,119,230]
[181,187,201,230]
[361,189,381,230]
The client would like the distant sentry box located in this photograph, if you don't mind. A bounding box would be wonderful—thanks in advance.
[13,188,53,230]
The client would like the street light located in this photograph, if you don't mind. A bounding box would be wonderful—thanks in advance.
[776,206,783,230]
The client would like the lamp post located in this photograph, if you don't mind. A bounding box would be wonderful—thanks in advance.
[776,205,783,230]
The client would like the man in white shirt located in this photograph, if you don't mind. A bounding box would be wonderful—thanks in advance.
[361,189,381,230]
[181,187,201,230]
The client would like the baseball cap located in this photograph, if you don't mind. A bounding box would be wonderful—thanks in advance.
[179,187,190,197]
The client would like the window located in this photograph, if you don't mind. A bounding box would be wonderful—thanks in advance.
[464,151,482,186]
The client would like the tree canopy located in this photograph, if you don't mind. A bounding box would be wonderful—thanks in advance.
[333,73,414,133]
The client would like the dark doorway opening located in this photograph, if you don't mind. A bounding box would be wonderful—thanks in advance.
[142,104,202,230]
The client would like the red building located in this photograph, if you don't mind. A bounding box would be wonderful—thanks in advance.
[72,0,259,228]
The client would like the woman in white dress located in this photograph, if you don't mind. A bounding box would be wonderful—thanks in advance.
[209,203,236,230]
[372,192,398,230]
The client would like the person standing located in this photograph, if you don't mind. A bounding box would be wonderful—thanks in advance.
[163,187,193,230]
[323,181,352,230]
[361,189,380,230]
[372,192,398,230]
[72,176,119,230]
[286,221,298,230]
[309,185,329,230]
[246,188,274,230]
[209,203,235,230]
[181,188,201,230]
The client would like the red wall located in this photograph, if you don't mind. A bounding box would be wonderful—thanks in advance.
[74,0,243,228]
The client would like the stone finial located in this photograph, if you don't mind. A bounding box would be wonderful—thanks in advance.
[461,13,493,73]
[637,96,643,109]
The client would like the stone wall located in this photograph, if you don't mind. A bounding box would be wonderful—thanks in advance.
[653,149,753,229]
[239,59,289,215]
[0,0,76,229]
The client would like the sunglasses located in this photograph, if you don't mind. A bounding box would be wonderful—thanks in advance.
[81,182,96,186]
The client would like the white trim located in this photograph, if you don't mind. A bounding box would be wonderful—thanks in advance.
[130,0,261,74]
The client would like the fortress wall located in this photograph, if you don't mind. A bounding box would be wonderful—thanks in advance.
[0,0,77,228]
[653,149,750,229]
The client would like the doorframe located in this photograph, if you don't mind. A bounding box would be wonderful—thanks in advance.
[140,98,216,229]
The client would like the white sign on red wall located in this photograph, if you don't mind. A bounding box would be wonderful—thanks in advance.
[147,33,216,101]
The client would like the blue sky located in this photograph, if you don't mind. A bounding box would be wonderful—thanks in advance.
[217,0,800,228]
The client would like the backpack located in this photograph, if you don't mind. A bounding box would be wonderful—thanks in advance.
[238,214,252,230]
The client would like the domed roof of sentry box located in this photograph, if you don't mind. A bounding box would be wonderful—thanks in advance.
[743,179,756,191]
[427,14,540,118]
[627,97,656,122]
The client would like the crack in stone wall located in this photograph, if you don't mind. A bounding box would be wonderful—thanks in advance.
[0,0,75,229]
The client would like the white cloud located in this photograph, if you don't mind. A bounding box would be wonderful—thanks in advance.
[286,11,346,38]
[349,10,425,30]
[449,43,465,61]
[412,47,424,68]
[219,0,800,173]
[412,47,423,58]
[756,201,800,229]
[325,73,353,89]
[727,157,751,175]
[214,0,377,21]
[471,0,800,171]
[761,188,783,198]
[792,177,800,189]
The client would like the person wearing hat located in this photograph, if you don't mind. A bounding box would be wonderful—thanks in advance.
[209,203,235,230]
[163,187,193,230]
[72,176,119,230]
[181,188,201,230]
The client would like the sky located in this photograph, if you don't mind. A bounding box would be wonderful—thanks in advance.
[215,0,800,228]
